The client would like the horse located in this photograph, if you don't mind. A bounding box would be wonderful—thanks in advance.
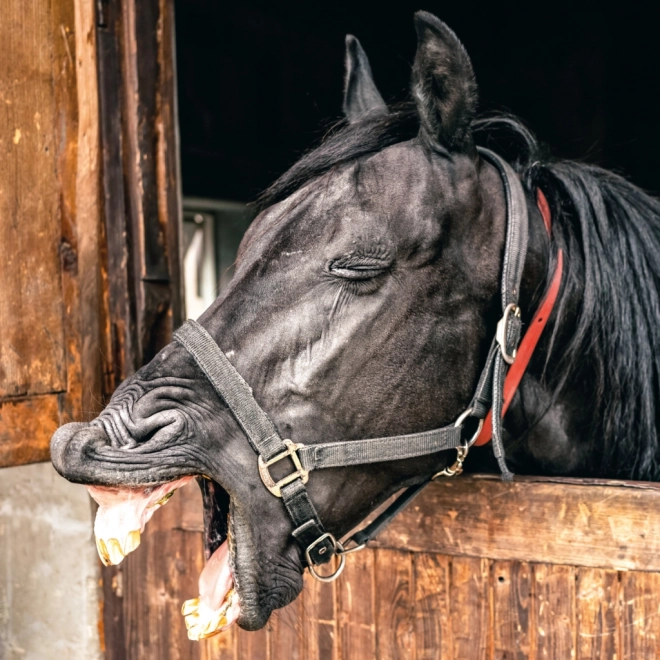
[51,10,660,640]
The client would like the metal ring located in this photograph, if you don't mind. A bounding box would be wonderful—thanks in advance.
[454,408,485,447]
[306,535,346,583]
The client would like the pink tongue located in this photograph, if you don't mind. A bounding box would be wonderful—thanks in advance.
[199,541,240,625]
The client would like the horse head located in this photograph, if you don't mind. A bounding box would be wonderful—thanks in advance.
[52,12,553,636]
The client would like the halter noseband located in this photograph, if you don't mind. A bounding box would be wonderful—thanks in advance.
[173,148,563,582]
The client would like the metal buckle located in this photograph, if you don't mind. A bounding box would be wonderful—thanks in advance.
[496,303,521,365]
[306,533,346,582]
[432,408,484,480]
[258,439,309,497]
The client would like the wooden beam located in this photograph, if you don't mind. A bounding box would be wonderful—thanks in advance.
[372,475,660,572]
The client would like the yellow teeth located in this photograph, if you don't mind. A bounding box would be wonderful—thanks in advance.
[149,491,175,508]
[182,589,235,640]
[95,530,141,566]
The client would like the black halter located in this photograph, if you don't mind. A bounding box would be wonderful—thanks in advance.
[173,148,528,581]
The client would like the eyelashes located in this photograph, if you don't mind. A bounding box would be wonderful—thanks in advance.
[326,252,393,294]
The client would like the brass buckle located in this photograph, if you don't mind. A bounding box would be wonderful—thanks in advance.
[258,439,309,498]
[306,533,346,583]
[496,303,521,365]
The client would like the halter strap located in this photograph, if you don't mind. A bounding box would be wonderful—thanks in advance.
[172,148,552,577]
[474,189,565,446]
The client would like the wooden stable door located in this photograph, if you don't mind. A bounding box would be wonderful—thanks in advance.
[0,0,183,656]
[0,0,181,465]
[0,0,104,466]
[136,474,660,660]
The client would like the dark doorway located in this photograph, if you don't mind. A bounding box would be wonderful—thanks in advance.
[175,1,660,204]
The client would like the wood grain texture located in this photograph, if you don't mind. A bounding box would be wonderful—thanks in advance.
[532,564,575,660]
[374,475,660,572]
[57,0,104,428]
[236,627,269,660]
[119,486,204,660]
[450,557,490,659]
[0,394,60,465]
[492,561,532,660]
[338,548,376,660]
[302,566,338,660]
[271,593,304,660]
[375,549,415,660]
[621,570,660,660]
[576,568,619,660]
[414,553,450,660]
[0,0,66,400]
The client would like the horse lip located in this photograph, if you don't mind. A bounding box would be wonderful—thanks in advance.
[228,500,271,630]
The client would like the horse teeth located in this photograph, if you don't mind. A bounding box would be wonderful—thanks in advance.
[94,530,141,566]
[181,597,200,616]
[182,590,235,640]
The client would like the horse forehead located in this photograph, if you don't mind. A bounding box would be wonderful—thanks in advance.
[345,142,467,209]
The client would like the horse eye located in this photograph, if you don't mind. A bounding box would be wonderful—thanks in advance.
[327,258,391,281]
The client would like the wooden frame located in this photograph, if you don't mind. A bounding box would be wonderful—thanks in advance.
[0,0,103,466]
[121,474,660,659]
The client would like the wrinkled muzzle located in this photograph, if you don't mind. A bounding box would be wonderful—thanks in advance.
[51,380,304,638]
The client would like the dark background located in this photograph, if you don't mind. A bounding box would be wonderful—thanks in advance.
[174,1,660,203]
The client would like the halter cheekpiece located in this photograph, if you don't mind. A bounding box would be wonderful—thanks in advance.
[173,148,564,582]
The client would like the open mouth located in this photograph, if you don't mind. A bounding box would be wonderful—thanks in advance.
[88,476,251,640]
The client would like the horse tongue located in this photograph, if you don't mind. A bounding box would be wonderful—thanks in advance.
[88,476,194,566]
[181,540,241,640]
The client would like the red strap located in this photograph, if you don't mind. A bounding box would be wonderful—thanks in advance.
[474,189,564,447]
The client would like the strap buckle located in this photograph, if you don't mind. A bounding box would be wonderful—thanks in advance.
[496,303,521,365]
[306,533,346,582]
[258,439,309,497]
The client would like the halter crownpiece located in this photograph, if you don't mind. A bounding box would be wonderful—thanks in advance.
[173,148,563,581]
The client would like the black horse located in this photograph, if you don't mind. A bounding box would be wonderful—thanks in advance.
[51,11,660,639]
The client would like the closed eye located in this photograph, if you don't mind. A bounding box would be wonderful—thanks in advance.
[327,258,391,281]
[329,265,388,280]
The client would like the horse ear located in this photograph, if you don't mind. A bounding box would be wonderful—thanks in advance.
[411,12,478,150]
[343,35,387,122]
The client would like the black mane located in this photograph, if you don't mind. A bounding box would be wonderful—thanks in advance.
[260,108,660,481]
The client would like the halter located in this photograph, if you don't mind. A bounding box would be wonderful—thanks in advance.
[173,148,564,582]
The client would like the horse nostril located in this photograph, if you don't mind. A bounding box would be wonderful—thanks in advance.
[131,409,188,445]
[50,422,108,479]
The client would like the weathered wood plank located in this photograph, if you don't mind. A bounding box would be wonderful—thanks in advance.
[374,549,415,660]
[338,548,376,660]
[621,570,660,660]
[533,564,575,660]
[373,475,660,572]
[236,627,269,660]
[270,593,304,660]
[576,568,619,660]
[120,487,204,660]
[200,627,235,660]
[450,557,490,659]
[492,561,532,660]
[0,394,60,465]
[57,0,104,427]
[0,0,66,400]
[414,552,451,660]
[302,566,338,660]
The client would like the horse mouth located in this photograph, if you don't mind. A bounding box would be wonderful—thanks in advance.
[88,474,269,637]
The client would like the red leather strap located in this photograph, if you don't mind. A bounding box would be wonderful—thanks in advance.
[474,189,564,447]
